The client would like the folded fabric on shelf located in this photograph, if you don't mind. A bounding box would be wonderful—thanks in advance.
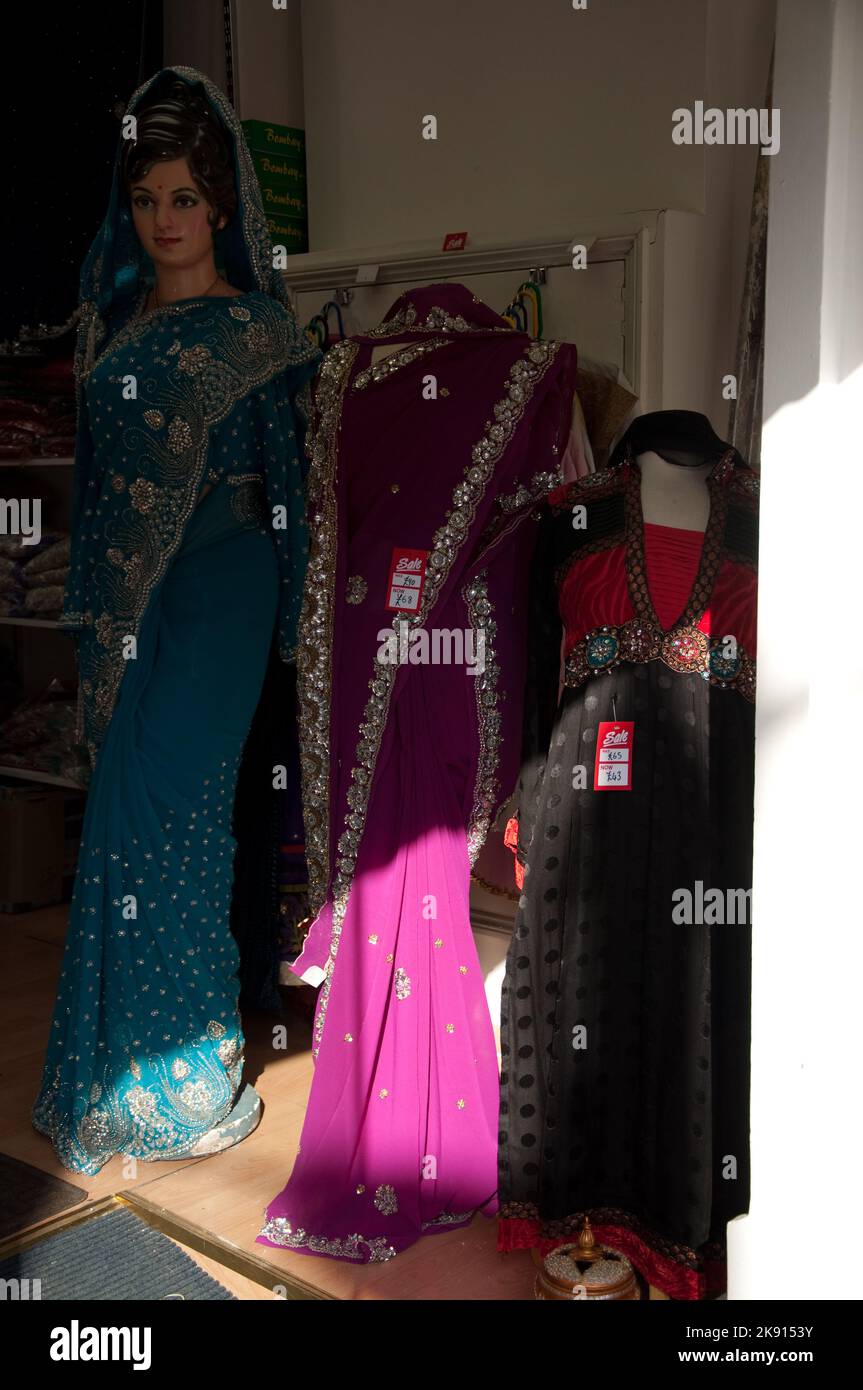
[24,566,68,590]
[0,689,89,786]
[23,586,64,614]
[23,536,71,577]
[0,532,66,561]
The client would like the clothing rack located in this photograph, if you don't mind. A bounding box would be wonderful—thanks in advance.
[279,229,641,293]
[279,219,658,399]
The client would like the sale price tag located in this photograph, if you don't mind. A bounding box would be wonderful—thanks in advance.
[386,547,430,613]
[594,721,634,791]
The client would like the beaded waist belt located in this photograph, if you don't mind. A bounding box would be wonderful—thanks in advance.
[563,620,756,701]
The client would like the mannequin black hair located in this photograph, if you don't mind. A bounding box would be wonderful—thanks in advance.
[121,76,237,229]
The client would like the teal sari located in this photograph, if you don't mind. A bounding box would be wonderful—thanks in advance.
[32,67,320,1173]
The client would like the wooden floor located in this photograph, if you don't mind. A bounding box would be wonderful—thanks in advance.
[0,904,540,1301]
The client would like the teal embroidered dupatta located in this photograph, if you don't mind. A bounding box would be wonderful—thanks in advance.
[63,64,320,761]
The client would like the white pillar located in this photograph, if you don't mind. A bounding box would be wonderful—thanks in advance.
[728,0,863,1299]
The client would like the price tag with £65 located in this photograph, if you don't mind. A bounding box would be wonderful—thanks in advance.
[594,721,634,791]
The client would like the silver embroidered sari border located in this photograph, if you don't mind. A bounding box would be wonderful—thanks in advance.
[352,337,452,390]
[464,572,502,865]
[365,302,516,337]
[296,339,360,918]
[258,1216,397,1263]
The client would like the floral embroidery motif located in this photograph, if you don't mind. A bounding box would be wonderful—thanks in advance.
[345,575,367,604]
[257,1218,397,1262]
[129,478,157,513]
[421,1210,474,1230]
[32,1026,246,1171]
[177,343,212,376]
[497,470,559,513]
[167,417,193,453]
[374,1183,398,1215]
[394,967,411,1001]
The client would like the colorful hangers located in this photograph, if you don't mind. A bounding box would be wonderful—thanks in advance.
[304,298,347,351]
[500,280,544,337]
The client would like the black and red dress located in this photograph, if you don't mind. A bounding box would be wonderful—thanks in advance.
[497,444,759,1299]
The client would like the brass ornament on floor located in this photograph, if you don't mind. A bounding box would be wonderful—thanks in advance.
[533,1218,641,1301]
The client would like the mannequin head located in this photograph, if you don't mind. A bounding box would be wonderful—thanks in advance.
[122,78,237,277]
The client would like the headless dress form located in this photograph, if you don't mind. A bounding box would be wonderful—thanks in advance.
[638,450,712,531]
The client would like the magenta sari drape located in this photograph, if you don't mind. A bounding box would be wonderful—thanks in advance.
[257,285,578,1262]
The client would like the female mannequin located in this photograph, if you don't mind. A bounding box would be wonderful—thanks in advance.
[32,67,319,1174]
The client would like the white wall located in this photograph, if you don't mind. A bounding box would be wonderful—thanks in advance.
[234,0,305,126]
[164,0,306,126]
[301,0,706,250]
[728,0,863,1300]
[300,0,773,253]
[298,0,774,428]
[163,0,228,90]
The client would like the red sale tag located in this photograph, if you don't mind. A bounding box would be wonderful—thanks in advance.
[442,231,468,252]
[386,547,430,612]
[594,721,634,791]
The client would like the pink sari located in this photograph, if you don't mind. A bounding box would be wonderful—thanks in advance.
[257,285,578,1262]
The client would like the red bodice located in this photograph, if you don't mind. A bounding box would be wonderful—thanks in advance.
[558,520,758,657]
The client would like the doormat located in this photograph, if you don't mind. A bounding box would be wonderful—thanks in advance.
[0,1153,86,1240]
[0,1205,237,1300]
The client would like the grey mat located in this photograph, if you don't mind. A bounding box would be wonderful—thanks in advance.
[0,1152,86,1240]
[0,1205,237,1300]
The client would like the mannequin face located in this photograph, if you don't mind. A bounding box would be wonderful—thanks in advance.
[130,156,225,273]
